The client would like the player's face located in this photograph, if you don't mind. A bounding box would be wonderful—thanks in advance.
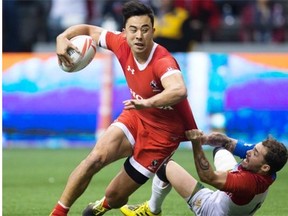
[123,15,155,56]
[241,143,268,173]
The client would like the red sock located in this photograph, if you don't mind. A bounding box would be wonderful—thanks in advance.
[50,202,69,216]
[102,198,111,209]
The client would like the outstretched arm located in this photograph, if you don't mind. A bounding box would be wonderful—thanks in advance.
[123,72,187,110]
[205,132,238,152]
[186,130,228,190]
[205,132,253,159]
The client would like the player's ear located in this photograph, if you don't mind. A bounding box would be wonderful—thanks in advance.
[261,164,270,173]
[122,28,127,38]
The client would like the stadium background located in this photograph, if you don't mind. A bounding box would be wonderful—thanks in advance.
[3,51,288,148]
[3,0,288,148]
[3,1,288,215]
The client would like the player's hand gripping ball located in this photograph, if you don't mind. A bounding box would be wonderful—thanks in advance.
[60,35,97,72]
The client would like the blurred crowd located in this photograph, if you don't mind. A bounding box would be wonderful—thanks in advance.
[3,0,288,52]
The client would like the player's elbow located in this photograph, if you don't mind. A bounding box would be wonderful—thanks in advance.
[181,87,188,98]
[199,172,216,184]
[201,176,225,190]
[199,175,212,184]
[175,85,187,100]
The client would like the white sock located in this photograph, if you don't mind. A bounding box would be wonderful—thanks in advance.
[214,149,237,171]
[148,175,172,214]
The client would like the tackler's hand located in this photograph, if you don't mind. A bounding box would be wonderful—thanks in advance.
[185,129,207,145]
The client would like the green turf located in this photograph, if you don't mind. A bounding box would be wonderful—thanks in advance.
[3,147,288,216]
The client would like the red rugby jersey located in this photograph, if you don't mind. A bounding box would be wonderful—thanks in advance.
[223,165,274,205]
[99,31,197,139]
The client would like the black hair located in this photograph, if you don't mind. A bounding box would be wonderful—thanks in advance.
[122,0,154,28]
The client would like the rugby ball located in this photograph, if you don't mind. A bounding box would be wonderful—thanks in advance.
[60,35,97,72]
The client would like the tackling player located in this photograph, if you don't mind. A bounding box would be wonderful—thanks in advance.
[121,129,287,216]
[50,1,197,216]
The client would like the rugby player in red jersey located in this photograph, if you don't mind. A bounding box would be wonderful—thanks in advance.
[121,129,287,216]
[50,1,197,216]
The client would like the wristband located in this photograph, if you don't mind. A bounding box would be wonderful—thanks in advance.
[233,140,254,159]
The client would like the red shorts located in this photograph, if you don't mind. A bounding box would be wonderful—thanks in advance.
[112,110,183,179]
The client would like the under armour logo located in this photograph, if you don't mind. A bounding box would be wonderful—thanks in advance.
[127,65,135,75]
[148,159,159,172]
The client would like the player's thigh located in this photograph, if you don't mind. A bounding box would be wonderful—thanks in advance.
[166,160,198,199]
[92,125,132,163]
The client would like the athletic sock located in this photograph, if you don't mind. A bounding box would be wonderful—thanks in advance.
[50,201,69,216]
[148,175,172,214]
[102,197,111,209]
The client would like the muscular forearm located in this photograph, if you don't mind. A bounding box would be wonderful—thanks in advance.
[56,24,104,66]
[186,130,228,189]
[57,25,90,40]
[147,86,187,108]
[57,24,103,43]
[206,132,237,153]
[192,140,216,185]
[124,74,187,110]
[147,73,187,108]
[123,88,186,110]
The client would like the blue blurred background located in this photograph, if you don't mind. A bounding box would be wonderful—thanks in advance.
[2,0,288,148]
[3,52,288,147]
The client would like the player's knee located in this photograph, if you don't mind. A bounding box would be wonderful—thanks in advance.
[156,159,173,183]
[105,189,128,208]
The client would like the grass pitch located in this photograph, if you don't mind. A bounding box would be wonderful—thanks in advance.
[3,147,288,216]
